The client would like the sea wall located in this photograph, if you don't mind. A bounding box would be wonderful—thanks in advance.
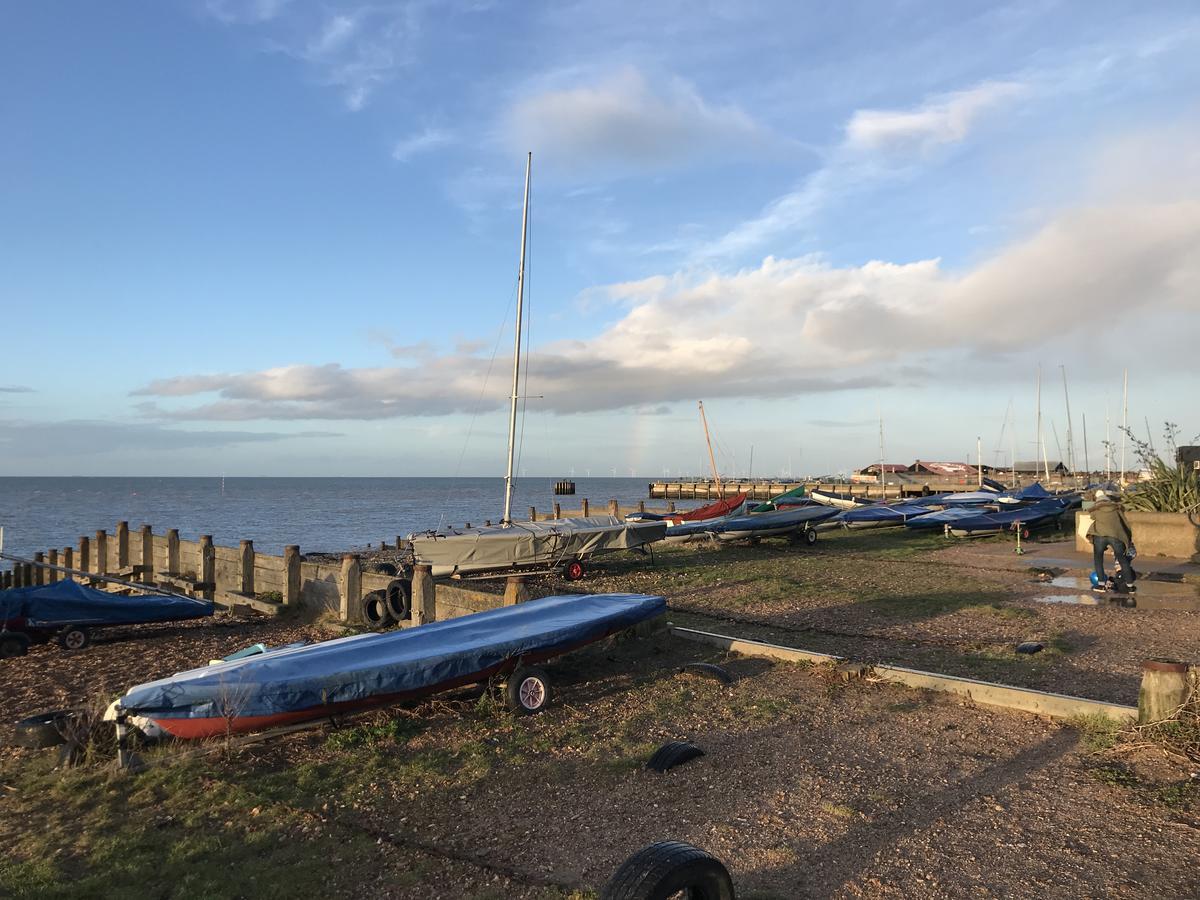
[1075,510,1200,560]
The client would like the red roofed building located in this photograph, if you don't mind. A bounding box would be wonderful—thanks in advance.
[908,460,979,477]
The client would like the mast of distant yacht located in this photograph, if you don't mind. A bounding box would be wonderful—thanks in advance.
[502,152,532,525]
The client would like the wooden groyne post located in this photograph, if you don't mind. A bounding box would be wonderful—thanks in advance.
[140,525,154,584]
[411,564,435,626]
[283,545,301,607]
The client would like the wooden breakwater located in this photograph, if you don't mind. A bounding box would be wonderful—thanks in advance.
[0,520,504,625]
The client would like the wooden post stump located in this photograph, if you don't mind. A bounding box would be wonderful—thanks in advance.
[199,535,215,601]
[166,529,180,576]
[140,525,154,584]
[667,501,676,513]
[1139,659,1191,724]
[33,552,45,586]
[503,575,530,606]
[47,549,59,583]
[94,531,108,575]
[411,564,435,626]
[283,545,301,607]
[529,506,537,522]
[62,547,73,578]
[340,554,362,623]
[240,540,255,596]
[608,499,619,517]
[581,498,589,517]
[553,502,561,520]
[78,536,90,574]
[638,500,646,513]
[116,521,130,569]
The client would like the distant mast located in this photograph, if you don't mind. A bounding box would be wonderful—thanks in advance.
[698,401,723,499]
[1120,368,1128,485]
[502,153,532,525]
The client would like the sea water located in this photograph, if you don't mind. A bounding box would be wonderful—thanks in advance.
[0,476,691,559]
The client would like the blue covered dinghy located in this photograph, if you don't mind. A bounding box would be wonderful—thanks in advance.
[1,580,212,636]
[112,592,666,739]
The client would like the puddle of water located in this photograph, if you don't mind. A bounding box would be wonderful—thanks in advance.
[1048,575,1092,590]
[1034,593,1103,606]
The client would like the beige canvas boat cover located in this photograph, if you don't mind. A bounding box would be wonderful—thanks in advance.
[408,516,667,577]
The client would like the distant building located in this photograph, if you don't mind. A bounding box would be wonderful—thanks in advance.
[1013,460,1069,475]
[851,463,908,484]
[908,460,986,477]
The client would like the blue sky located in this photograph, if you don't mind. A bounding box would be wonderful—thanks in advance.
[2,1,1198,477]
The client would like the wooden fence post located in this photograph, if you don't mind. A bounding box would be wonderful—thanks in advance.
[33,553,45,586]
[411,564,435,625]
[166,529,180,576]
[581,498,589,517]
[240,540,255,596]
[503,575,530,606]
[116,521,129,569]
[529,506,537,522]
[283,545,301,607]
[340,554,362,623]
[94,531,108,575]
[47,549,59,583]
[553,502,561,520]
[638,500,645,513]
[62,547,73,578]
[78,536,89,574]
[1139,659,1191,724]
[140,525,154,584]
[199,536,215,601]
[608,499,619,517]
[667,501,676,513]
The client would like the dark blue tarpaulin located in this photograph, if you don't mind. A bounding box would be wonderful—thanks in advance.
[118,592,665,721]
[0,580,213,628]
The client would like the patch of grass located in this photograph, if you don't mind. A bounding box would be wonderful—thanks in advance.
[1070,713,1122,752]
[324,714,426,750]
[1090,764,1139,788]
[969,602,1037,621]
[1154,780,1198,809]
[820,800,856,819]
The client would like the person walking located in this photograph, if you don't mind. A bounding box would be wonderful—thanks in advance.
[1088,489,1136,594]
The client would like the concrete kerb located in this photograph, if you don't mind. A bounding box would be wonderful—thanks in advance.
[671,626,1136,723]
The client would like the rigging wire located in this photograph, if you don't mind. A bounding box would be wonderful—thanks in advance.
[514,206,533,496]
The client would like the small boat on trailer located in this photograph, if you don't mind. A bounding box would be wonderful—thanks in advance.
[408,517,666,580]
[838,500,942,529]
[808,489,874,510]
[711,505,839,543]
[627,493,748,524]
[108,592,666,740]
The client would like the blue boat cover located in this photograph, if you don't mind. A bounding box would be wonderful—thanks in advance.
[119,592,665,720]
[903,507,982,529]
[1,580,213,628]
[1010,483,1051,501]
[713,505,838,533]
[948,499,1068,534]
[939,490,1007,507]
[839,501,940,524]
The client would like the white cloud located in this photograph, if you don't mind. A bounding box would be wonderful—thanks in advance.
[392,127,453,162]
[206,2,423,111]
[502,67,768,175]
[845,81,1025,154]
[132,197,1200,420]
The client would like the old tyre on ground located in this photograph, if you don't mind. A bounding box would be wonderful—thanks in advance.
[565,560,585,581]
[679,662,734,685]
[12,710,77,749]
[601,840,736,900]
[0,632,31,658]
[646,741,706,773]
[385,579,412,621]
[57,625,90,652]
[362,591,394,628]
[373,562,398,576]
[505,666,551,715]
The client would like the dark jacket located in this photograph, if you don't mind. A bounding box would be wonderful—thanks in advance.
[1089,499,1132,545]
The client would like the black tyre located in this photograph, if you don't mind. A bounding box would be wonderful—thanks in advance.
[804,527,818,546]
[0,633,31,658]
[565,560,585,581]
[646,741,705,773]
[57,625,90,651]
[601,841,735,900]
[362,591,394,628]
[374,562,398,576]
[679,662,734,685]
[385,579,412,621]
[12,710,77,749]
[505,667,551,715]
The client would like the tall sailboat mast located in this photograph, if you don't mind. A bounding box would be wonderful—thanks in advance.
[698,401,723,499]
[502,152,532,525]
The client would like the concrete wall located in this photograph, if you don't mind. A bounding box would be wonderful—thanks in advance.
[1076,510,1200,560]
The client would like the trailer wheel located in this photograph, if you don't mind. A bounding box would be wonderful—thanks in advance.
[601,840,735,900]
[804,527,818,546]
[506,667,551,715]
[565,560,585,581]
[363,592,394,628]
[58,626,90,652]
[385,579,412,621]
[0,633,31,658]
[12,710,76,749]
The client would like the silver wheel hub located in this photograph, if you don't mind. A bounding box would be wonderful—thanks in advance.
[519,677,545,709]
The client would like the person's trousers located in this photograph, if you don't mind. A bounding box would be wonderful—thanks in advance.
[1092,536,1134,589]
